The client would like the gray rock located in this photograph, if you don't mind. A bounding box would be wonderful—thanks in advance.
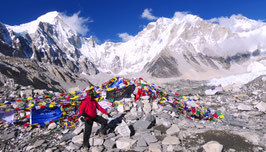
[0,132,15,141]
[223,114,247,127]
[203,141,223,152]
[117,104,124,114]
[33,139,45,148]
[162,106,173,112]
[143,134,158,144]
[134,120,151,131]
[66,143,79,151]
[166,124,180,135]
[115,120,131,137]
[134,146,148,151]
[91,146,103,152]
[145,114,156,123]
[143,103,152,114]
[93,137,104,146]
[159,113,171,120]
[21,89,33,97]
[137,137,147,147]
[152,102,159,110]
[103,139,116,148]
[72,133,83,145]
[25,145,34,151]
[156,118,171,128]
[255,102,266,112]
[73,126,83,135]
[33,89,45,95]
[149,143,161,152]
[116,137,136,150]
[106,133,116,138]
[60,133,75,142]
[137,101,144,108]
[61,129,69,134]
[154,129,162,136]
[48,123,57,130]
[92,126,101,134]
[45,148,53,152]
[238,104,253,111]
[126,114,138,120]
[162,136,180,145]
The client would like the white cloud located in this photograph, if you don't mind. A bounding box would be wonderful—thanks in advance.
[141,8,158,20]
[205,14,266,56]
[173,12,189,19]
[118,33,134,42]
[208,14,264,32]
[60,11,93,36]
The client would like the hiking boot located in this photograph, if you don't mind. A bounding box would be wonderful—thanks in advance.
[99,132,105,137]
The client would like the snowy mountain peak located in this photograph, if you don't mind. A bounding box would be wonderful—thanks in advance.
[6,11,62,34]
[36,11,60,24]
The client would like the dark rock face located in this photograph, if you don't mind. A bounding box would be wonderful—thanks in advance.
[111,56,122,74]
[0,41,13,56]
[245,75,266,90]
[0,56,91,92]
[146,53,181,78]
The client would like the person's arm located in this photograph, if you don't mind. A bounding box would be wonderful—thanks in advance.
[79,100,86,115]
[95,102,108,115]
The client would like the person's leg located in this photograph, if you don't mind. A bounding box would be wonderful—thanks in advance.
[83,119,93,148]
[94,115,108,134]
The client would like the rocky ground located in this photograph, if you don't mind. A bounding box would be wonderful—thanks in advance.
[0,75,266,152]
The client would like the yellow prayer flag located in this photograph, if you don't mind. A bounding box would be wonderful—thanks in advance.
[27,97,33,100]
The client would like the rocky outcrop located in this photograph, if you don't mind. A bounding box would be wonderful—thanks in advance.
[0,56,91,92]
[145,50,181,78]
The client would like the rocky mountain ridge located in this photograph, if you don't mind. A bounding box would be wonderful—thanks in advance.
[0,56,92,92]
[1,11,266,79]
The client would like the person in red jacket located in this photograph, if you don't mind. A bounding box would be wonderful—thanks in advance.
[79,89,111,149]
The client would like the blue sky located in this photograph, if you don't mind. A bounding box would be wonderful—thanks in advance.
[0,0,265,43]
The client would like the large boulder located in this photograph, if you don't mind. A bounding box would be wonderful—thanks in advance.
[73,126,83,135]
[162,136,180,145]
[115,120,131,137]
[72,133,83,145]
[48,123,57,130]
[202,141,223,152]
[255,102,266,112]
[149,143,161,152]
[103,139,116,149]
[166,124,180,135]
[143,103,152,114]
[116,137,136,150]
[133,120,152,131]
[93,137,104,146]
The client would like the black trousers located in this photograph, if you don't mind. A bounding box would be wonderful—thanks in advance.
[83,115,108,147]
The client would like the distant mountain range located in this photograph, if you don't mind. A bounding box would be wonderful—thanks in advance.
[1,11,266,83]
